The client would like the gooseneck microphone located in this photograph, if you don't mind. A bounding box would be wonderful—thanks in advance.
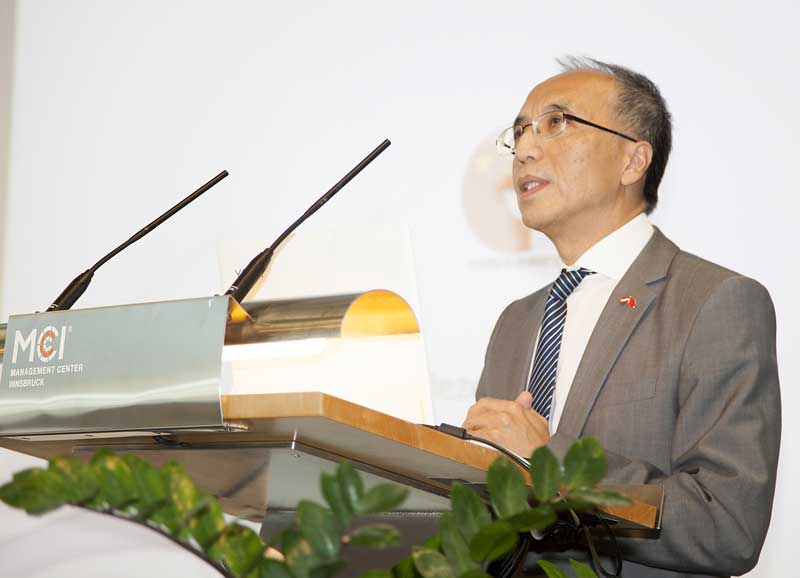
[47,170,229,312]
[224,139,391,304]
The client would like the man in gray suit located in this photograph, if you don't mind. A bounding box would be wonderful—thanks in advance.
[463,58,780,577]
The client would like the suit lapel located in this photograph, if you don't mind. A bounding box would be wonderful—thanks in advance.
[501,288,549,400]
[557,228,680,437]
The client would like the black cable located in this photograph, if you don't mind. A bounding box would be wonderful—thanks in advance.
[584,508,622,578]
[561,496,621,577]
[490,531,531,578]
[423,423,530,470]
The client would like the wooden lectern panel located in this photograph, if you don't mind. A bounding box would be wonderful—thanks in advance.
[0,392,658,529]
[220,392,499,482]
[0,392,493,471]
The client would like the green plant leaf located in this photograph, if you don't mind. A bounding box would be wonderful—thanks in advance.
[530,446,561,502]
[321,472,352,529]
[392,555,419,578]
[208,523,265,578]
[48,456,98,505]
[90,449,139,510]
[450,483,490,543]
[155,461,201,538]
[568,489,631,507]
[562,438,605,490]
[360,570,394,578]
[569,559,599,578]
[297,500,340,559]
[162,461,200,516]
[411,546,456,578]
[281,527,321,578]
[389,535,440,578]
[122,454,167,516]
[551,499,593,512]
[356,484,409,514]
[337,461,364,513]
[506,504,556,532]
[456,570,492,578]
[423,534,441,550]
[189,495,226,551]
[309,559,347,578]
[537,560,569,578]
[468,519,518,563]
[259,558,294,578]
[486,457,528,518]
[0,468,66,515]
[439,512,478,575]
[349,523,402,547]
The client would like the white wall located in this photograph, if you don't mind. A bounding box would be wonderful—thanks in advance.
[0,0,11,317]
[0,1,797,576]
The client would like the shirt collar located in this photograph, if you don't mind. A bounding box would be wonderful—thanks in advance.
[565,213,654,281]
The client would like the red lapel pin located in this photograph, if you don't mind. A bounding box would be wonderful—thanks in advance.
[619,296,637,309]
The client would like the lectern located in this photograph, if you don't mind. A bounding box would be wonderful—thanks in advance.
[0,292,661,573]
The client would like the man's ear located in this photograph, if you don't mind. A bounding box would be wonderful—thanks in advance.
[621,141,653,187]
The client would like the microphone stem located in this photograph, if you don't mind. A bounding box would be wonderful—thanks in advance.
[92,170,229,272]
[272,139,390,249]
[47,170,229,312]
[226,139,390,304]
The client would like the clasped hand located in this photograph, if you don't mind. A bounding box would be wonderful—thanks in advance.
[462,390,550,458]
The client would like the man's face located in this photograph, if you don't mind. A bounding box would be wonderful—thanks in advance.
[512,71,632,237]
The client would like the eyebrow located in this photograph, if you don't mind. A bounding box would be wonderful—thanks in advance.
[513,102,572,126]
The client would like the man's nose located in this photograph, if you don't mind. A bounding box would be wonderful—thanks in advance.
[515,125,543,162]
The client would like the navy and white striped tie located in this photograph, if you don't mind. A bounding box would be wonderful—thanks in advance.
[528,267,595,419]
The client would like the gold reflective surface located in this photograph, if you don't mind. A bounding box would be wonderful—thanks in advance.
[0,290,420,356]
[224,290,419,345]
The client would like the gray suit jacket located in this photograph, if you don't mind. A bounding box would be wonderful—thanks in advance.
[476,228,781,578]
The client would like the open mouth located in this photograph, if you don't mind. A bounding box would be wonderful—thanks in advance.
[517,176,550,199]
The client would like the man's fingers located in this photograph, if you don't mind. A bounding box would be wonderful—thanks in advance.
[463,402,485,422]
[473,396,525,414]
[463,397,519,426]
[514,390,533,408]
[463,400,551,457]
[465,394,542,431]
[464,408,518,432]
[463,411,498,432]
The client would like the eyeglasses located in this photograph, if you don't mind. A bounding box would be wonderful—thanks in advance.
[496,110,638,156]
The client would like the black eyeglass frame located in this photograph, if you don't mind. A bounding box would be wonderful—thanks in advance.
[501,111,639,155]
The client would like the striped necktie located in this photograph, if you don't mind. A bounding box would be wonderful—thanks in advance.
[528,267,595,419]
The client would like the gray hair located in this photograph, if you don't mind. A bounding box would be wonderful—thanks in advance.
[557,56,672,213]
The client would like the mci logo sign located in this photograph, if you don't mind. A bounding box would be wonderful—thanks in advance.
[11,325,72,364]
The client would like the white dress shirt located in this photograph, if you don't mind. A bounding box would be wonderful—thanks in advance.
[530,213,654,433]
